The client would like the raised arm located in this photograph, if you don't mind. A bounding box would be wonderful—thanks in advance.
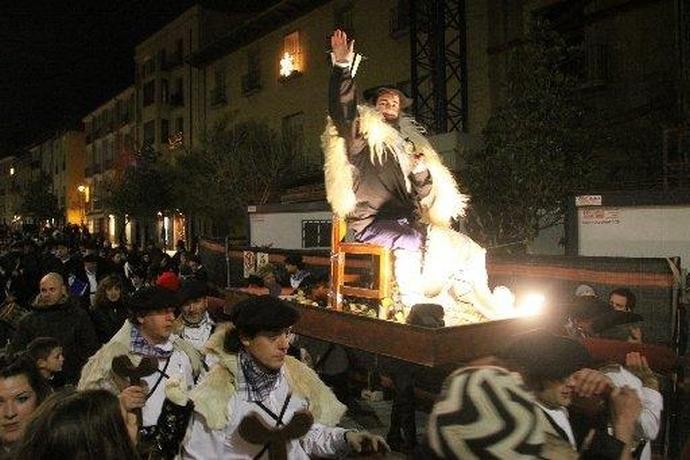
[328,29,359,137]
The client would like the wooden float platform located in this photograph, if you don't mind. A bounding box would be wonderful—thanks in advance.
[291,303,547,367]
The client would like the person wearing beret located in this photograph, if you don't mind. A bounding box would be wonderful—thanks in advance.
[181,295,389,459]
[499,330,643,460]
[78,286,205,434]
[174,280,215,351]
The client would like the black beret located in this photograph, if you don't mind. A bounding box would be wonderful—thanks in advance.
[179,280,208,305]
[567,296,609,320]
[499,329,592,382]
[229,295,299,332]
[128,286,180,313]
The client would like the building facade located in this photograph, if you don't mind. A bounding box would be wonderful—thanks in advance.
[0,157,19,225]
[82,86,135,241]
[134,5,238,155]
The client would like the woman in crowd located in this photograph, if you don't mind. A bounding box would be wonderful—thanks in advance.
[14,388,139,460]
[0,355,51,459]
[91,275,128,344]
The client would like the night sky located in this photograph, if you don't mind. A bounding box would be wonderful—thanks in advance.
[0,0,277,154]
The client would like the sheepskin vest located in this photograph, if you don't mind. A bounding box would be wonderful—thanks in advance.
[189,325,347,431]
[78,321,205,391]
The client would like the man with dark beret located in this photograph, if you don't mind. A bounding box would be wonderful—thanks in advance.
[174,280,214,351]
[182,295,389,458]
[79,286,205,433]
[499,329,642,460]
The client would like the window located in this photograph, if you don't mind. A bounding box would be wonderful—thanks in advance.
[171,78,184,106]
[160,119,170,144]
[280,31,303,78]
[282,112,304,153]
[127,95,135,121]
[143,80,155,106]
[175,39,184,62]
[242,49,262,95]
[282,112,305,167]
[390,0,410,37]
[302,220,331,248]
[157,48,167,70]
[161,79,169,105]
[142,58,155,77]
[211,67,227,105]
[143,120,156,146]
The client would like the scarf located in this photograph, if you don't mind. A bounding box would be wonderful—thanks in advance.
[130,325,174,359]
[239,348,280,402]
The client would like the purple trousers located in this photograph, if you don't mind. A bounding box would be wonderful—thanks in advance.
[355,219,425,251]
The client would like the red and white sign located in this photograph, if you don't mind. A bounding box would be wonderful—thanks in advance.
[581,208,620,225]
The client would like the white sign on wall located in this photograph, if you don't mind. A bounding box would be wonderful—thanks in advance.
[581,208,620,225]
[578,205,690,270]
[575,195,602,207]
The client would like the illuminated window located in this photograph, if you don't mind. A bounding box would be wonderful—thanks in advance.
[280,31,302,79]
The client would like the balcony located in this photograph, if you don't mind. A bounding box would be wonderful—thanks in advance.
[209,87,227,106]
[241,72,262,96]
[161,55,183,72]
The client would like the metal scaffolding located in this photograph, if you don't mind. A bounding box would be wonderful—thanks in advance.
[410,0,467,133]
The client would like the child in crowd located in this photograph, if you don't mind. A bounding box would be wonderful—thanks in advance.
[26,337,64,387]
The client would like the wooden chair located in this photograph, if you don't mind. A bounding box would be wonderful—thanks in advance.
[329,215,392,310]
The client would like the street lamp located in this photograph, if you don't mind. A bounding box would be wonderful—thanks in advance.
[77,185,87,225]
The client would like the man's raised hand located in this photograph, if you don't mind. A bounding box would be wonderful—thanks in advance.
[331,29,353,63]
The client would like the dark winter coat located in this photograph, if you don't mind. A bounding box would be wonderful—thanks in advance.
[91,298,128,344]
[8,295,98,384]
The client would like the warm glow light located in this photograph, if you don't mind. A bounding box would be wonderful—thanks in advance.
[77,185,86,193]
[280,52,295,77]
[516,292,546,317]
[9,167,15,176]
[108,214,116,239]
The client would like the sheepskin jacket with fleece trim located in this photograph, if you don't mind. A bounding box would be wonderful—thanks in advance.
[77,321,205,391]
[189,324,347,431]
[323,64,468,230]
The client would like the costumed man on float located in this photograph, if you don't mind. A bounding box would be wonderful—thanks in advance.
[324,29,512,324]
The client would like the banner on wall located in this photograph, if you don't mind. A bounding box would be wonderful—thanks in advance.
[243,251,256,278]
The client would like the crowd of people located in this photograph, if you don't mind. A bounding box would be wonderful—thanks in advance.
[0,222,669,460]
